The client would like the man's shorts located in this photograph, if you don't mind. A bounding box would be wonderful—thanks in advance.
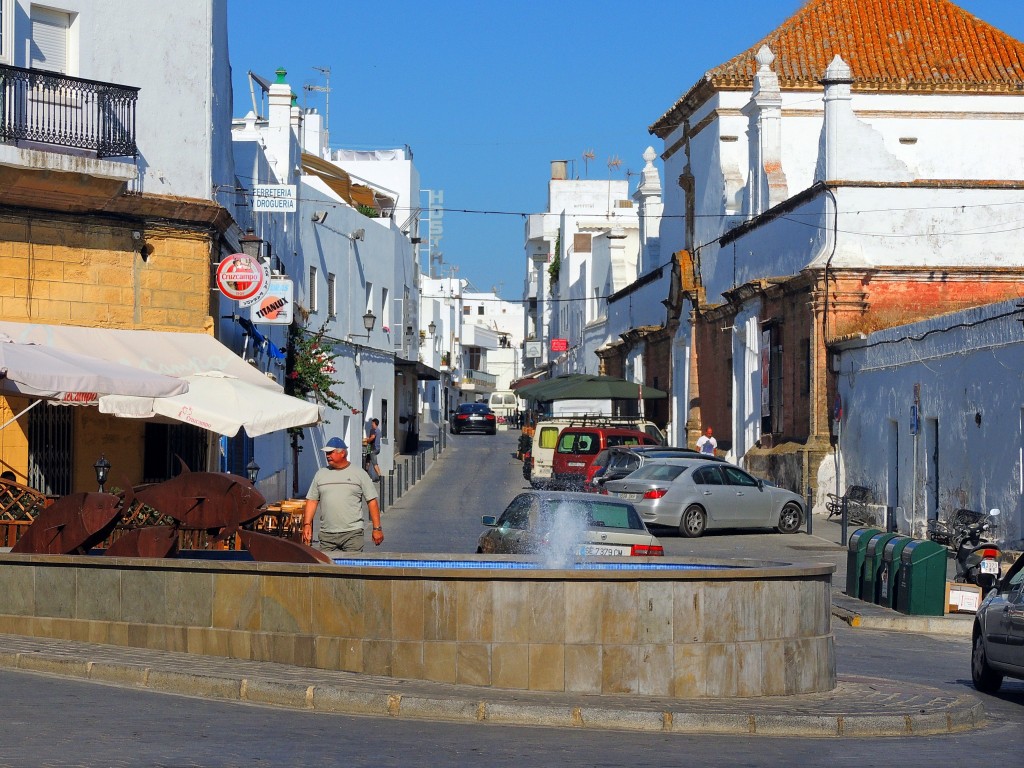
[317,528,364,553]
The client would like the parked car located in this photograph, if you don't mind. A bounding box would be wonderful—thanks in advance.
[971,550,1024,692]
[477,490,664,557]
[450,402,497,435]
[550,426,658,491]
[604,458,804,537]
[526,417,664,488]
[588,445,723,491]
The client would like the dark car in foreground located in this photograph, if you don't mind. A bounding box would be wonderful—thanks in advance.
[450,402,497,434]
[477,490,663,557]
[972,550,1024,692]
[604,458,804,537]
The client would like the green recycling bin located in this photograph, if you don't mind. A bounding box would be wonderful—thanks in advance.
[877,535,912,609]
[895,539,948,615]
[860,532,899,605]
[845,527,882,599]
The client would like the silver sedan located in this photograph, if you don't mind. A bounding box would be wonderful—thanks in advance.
[603,458,804,537]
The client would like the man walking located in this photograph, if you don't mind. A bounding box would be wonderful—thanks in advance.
[302,437,383,553]
[696,426,718,456]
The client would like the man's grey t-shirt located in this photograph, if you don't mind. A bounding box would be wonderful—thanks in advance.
[306,464,379,534]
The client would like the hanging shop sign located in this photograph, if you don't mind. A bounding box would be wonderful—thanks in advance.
[216,253,270,306]
[550,338,568,352]
[251,278,294,326]
[252,184,297,212]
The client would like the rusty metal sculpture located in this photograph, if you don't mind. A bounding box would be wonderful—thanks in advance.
[14,461,330,565]
[11,490,126,555]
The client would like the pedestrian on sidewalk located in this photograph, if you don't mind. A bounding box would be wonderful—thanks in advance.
[362,418,382,480]
[696,426,717,455]
[303,437,383,553]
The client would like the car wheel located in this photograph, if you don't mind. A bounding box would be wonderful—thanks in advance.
[680,505,706,538]
[971,631,1003,693]
[776,502,802,534]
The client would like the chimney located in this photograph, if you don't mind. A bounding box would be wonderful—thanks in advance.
[550,160,568,180]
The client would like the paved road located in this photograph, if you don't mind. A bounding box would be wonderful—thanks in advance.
[1,429,1022,767]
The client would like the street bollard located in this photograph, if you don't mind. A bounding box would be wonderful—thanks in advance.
[403,460,410,493]
[805,485,813,536]
[841,496,849,547]
[420,451,425,477]
[433,441,437,462]
[378,476,386,514]
[396,464,403,500]
[388,470,394,506]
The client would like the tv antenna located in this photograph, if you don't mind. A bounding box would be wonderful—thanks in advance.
[607,155,622,176]
[582,148,595,178]
[303,66,331,145]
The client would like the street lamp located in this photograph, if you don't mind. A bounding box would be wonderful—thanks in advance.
[93,454,111,493]
[350,310,377,342]
[246,457,260,484]
[428,321,437,337]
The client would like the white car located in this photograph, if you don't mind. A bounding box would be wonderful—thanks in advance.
[604,458,804,537]
[477,490,664,557]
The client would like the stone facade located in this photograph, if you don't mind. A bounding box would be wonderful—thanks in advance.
[0,553,836,698]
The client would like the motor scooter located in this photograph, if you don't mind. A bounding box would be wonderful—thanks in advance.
[954,508,1002,589]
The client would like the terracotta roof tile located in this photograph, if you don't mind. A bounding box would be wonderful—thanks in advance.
[651,0,1024,136]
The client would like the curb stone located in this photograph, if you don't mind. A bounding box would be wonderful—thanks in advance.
[0,642,986,737]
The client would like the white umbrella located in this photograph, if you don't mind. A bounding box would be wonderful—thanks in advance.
[99,371,322,437]
[0,335,189,401]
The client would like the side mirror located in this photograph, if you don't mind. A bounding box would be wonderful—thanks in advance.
[989,508,1001,518]
[757,479,764,491]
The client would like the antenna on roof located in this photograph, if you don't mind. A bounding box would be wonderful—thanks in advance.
[303,66,331,146]
[607,155,622,175]
[582,148,595,178]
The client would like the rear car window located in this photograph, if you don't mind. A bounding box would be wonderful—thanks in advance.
[538,426,560,449]
[539,500,644,531]
[557,432,599,455]
[630,464,687,482]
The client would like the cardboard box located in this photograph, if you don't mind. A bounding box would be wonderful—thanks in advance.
[946,581,983,614]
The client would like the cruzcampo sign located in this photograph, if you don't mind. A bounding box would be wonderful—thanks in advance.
[216,253,270,306]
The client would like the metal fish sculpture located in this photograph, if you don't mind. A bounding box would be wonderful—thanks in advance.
[103,525,179,559]
[239,529,334,564]
[134,464,265,541]
[11,491,124,555]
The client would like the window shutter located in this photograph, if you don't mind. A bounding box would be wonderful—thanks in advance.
[392,298,404,350]
[31,7,69,73]
[573,234,591,253]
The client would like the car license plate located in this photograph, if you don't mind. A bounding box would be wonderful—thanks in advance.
[578,544,629,557]
[617,492,639,501]
[980,559,1000,575]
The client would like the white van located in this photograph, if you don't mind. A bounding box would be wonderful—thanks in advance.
[487,390,520,424]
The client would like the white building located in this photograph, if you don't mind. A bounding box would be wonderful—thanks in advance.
[647,0,1024,502]
[522,160,640,378]
[231,69,423,497]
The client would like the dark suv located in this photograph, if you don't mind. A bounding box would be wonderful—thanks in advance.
[450,403,497,435]
[590,445,723,491]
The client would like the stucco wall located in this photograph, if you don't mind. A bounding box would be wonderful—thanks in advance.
[835,299,1024,547]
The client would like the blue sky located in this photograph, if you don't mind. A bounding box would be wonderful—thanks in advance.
[227,1,1023,299]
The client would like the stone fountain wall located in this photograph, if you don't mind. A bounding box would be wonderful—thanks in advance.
[0,553,835,698]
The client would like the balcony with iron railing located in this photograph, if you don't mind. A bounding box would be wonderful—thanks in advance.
[0,64,138,158]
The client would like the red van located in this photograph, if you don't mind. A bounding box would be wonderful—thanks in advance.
[551,426,658,491]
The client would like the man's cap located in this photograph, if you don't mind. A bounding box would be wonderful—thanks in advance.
[322,437,348,452]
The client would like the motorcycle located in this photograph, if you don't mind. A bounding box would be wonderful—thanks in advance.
[954,508,1002,588]
[928,508,986,552]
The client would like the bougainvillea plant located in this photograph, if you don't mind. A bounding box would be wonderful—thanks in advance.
[285,322,351,411]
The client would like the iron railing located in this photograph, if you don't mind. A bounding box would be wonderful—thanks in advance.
[0,64,138,158]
